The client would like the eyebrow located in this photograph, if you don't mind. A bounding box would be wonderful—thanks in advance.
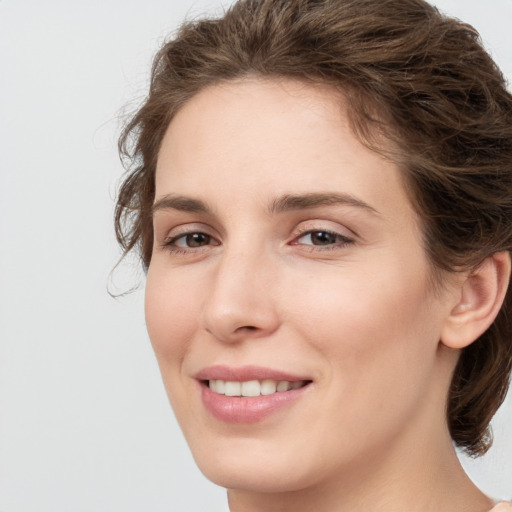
[152,195,211,215]
[152,192,379,216]
[268,192,379,215]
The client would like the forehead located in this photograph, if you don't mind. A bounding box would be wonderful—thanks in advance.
[158,78,348,169]
[155,77,413,222]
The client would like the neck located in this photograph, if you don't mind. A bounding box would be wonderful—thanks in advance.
[227,347,493,512]
[227,437,492,512]
[227,346,492,512]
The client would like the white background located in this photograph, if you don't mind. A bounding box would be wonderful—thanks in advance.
[0,1,511,511]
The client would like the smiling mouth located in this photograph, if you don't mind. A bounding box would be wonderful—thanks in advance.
[206,379,311,397]
[199,370,313,422]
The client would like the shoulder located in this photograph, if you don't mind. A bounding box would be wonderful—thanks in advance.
[489,502,512,511]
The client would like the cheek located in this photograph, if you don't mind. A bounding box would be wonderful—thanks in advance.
[292,261,435,348]
[289,260,441,407]
[278,265,443,463]
[144,265,201,365]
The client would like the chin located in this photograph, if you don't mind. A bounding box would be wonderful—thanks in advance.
[186,431,339,494]
[199,458,315,494]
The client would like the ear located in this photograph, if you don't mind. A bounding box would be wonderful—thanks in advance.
[441,251,511,349]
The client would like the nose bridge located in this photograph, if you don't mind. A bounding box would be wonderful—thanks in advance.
[201,238,279,342]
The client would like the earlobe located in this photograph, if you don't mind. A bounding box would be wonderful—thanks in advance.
[441,251,511,349]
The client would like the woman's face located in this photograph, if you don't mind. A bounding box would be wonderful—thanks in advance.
[146,79,458,493]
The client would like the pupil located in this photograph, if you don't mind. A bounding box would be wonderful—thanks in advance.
[187,233,209,247]
[312,231,335,245]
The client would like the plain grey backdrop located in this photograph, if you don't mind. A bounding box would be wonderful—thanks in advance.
[0,1,511,511]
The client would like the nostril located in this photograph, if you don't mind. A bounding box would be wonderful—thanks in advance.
[232,325,259,335]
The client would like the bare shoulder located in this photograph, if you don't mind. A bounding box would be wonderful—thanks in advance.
[489,503,512,511]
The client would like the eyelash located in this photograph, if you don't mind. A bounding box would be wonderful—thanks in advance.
[292,228,354,251]
[161,228,354,255]
[162,232,218,255]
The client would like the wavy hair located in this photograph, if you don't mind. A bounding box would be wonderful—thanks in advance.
[116,0,512,456]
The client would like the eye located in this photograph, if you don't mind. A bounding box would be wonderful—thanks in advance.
[293,229,353,248]
[174,232,211,248]
[163,231,219,252]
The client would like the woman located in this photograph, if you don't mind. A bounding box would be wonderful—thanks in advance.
[115,0,512,510]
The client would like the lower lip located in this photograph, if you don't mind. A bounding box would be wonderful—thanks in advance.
[200,382,310,423]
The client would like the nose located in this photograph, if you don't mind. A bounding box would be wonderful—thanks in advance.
[200,245,280,344]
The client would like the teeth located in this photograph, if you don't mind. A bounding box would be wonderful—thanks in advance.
[260,379,277,395]
[225,381,241,397]
[215,379,225,394]
[241,380,260,397]
[277,381,291,392]
[208,379,307,396]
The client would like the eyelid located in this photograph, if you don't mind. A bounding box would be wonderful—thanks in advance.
[288,221,356,251]
[158,222,221,253]
[157,220,355,255]
[291,220,355,240]
[160,222,215,241]
[292,229,353,246]
[167,232,218,248]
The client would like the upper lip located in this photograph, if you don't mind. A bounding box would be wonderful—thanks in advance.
[195,365,311,382]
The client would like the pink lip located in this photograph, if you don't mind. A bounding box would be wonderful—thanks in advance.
[196,365,313,424]
[195,364,309,382]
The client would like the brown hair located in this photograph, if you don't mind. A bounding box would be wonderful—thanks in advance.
[116,0,512,456]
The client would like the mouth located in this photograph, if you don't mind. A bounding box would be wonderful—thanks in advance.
[196,366,313,423]
[206,379,311,396]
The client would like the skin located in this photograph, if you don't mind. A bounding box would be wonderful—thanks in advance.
[145,78,500,512]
